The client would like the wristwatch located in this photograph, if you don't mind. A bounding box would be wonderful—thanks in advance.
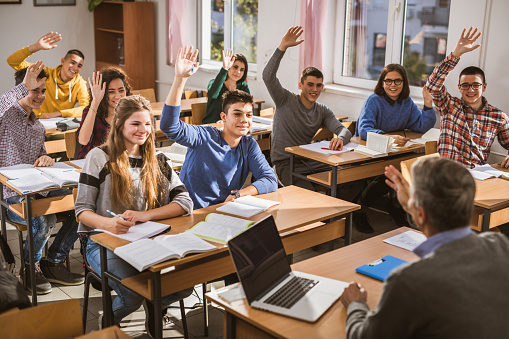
[230,190,241,199]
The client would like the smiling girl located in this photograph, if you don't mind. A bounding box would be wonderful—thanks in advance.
[202,49,250,124]
[76,67,132,159]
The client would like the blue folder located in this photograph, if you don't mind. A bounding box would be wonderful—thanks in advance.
[355,255,408,281]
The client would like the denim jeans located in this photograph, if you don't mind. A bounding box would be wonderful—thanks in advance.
[6,189,78,264]
[87,236,193,324]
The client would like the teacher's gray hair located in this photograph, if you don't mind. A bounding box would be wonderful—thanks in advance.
[410,157,475,232]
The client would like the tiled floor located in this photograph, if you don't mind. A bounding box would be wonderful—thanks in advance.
[5,208,401,338]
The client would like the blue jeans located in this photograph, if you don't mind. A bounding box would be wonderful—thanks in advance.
[87,236,193,324]
[6,189,78,264]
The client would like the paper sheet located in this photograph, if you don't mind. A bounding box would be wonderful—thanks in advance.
[383,230,426,251]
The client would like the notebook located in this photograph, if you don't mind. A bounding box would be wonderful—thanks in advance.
[355,255,408,281]
[228,215,347,322]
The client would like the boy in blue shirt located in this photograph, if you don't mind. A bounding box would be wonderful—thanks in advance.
[160,46,277,209]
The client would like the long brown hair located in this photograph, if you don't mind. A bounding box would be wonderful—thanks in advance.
[89,67,132,120]
[373,64,410,101]
[105,95,161,210]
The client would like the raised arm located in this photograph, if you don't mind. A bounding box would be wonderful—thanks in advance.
[7,32,62,70]
[78,72,105,145]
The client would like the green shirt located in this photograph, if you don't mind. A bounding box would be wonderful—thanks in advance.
[203,68,250,124]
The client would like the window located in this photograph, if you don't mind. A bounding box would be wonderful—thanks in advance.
[334,0,451,89]
[199,0,258,70]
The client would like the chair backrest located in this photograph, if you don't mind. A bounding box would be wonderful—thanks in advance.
[342,121,356,136]
[400,153,440,182]
[185,90,198,99]
[259,107,274,116]
[64,130,78,160]
[191,102,208,125]
[132,88,156,102]
[0,299,82,339]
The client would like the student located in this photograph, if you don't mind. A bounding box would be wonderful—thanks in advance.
[263,26,352,189]
[7,31,88,119]
[1,62,84,295]
[340,157,509,338]
[426,27,509,168]
[202,49,250,124]
[353,64,436,233]
[76,68,132,159]
[160,46,277,209]
[75,95,194,329]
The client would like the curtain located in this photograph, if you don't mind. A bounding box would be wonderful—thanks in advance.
[299,0,329,76]
[166,0,187,65]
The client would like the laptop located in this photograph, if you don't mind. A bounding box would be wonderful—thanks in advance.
[227,215,347,322]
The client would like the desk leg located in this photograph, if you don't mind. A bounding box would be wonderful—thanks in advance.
[0,184,6,242]
[256,102,262,116]
[100,245,114,327]
[25,197,37,305]
[482,209,491,232]
[225,312,236,339]
[289,154,294,186]
[152,272,163,339]
[330,165,338,198]
[345,212,352,245]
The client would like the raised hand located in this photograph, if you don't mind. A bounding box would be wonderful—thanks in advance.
[88,72,106,105]
[29,32,62,53]
[422,86,433,107]
[222,49,235,70]
[278,26,304,51]
[23,60,46,90]
[175,46,199,78]
[384,165,411,212]
[452,27,482,58]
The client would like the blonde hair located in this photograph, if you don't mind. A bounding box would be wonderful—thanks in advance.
[105,95,162,210]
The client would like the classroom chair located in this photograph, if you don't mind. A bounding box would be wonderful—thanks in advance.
[259,107,274,116]
[191,102,207,125]
[132,88,157,103]
[64,130,78,160]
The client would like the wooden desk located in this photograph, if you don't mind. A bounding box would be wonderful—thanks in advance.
[0,165,78,305]
[43,128,77,155]
[206,227,419,339]
[285,131,426,197]
[471,165,509,231]
[91,186,360,338]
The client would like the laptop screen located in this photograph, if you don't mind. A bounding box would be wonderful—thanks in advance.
[227,215,291,303]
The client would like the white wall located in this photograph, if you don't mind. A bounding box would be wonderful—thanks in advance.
[0,1,94,94]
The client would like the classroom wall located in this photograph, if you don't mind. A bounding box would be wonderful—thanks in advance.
[0,1,95,94]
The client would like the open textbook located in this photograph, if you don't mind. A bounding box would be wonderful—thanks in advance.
[299,140,359,155]
[114,232,217,272]
[0,163,79,193]
[216,195,281,218]
[355,132,394,158]
[468,164,509,181]
[188,213,255,244]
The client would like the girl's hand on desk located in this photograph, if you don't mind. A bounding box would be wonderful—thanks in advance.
[389,135,410,147]
[329,138,343,150]
[119,210,151,224]
[501,156,509,169]
[34,155,54,167]
[106,217,134,234]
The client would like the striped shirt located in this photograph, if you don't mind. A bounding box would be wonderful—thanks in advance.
[426,53,509,168]
[75,147,193,233]
[0,83,47,199]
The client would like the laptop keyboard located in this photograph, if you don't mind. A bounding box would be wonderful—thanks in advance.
[264,276,318,309]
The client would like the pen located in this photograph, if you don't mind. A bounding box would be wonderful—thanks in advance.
[107,210,127,221]
[403,129,407,138]
[321,147,341,151]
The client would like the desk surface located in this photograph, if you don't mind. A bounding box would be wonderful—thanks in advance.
[91,185,360,272]
[474,170,509,210]
[285,131,425,167]
[206,227,418,339]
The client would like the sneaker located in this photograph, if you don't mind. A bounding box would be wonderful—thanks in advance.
[40,259,85,286]
[353,212,374,234]
[23,261,52,295]
[97,311,104,330]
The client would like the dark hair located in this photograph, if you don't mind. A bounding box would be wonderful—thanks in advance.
[411,157,475,232]
[300,67,324,83]
[90,67,132,120]
[14,67,48,86]
[230,53,248,84]
[65,49,85,60]
[221,89,253,114]
[374,64,410,101]
[459,66,485,84]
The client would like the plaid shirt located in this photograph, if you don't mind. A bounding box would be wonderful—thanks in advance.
[75,105,110,159]
[426,53,509,168]
[0,83,47,199]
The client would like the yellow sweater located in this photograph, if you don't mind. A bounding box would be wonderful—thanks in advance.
[7,47,89,118]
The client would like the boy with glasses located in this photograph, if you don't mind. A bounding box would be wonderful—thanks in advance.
[426,27,509,168]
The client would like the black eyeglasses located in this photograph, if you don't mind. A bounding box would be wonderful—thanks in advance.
[383,79,403,85]
[459,82,483,90]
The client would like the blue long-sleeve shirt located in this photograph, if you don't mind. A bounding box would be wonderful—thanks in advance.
[160,104,277,209]
[355,93,436,139]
